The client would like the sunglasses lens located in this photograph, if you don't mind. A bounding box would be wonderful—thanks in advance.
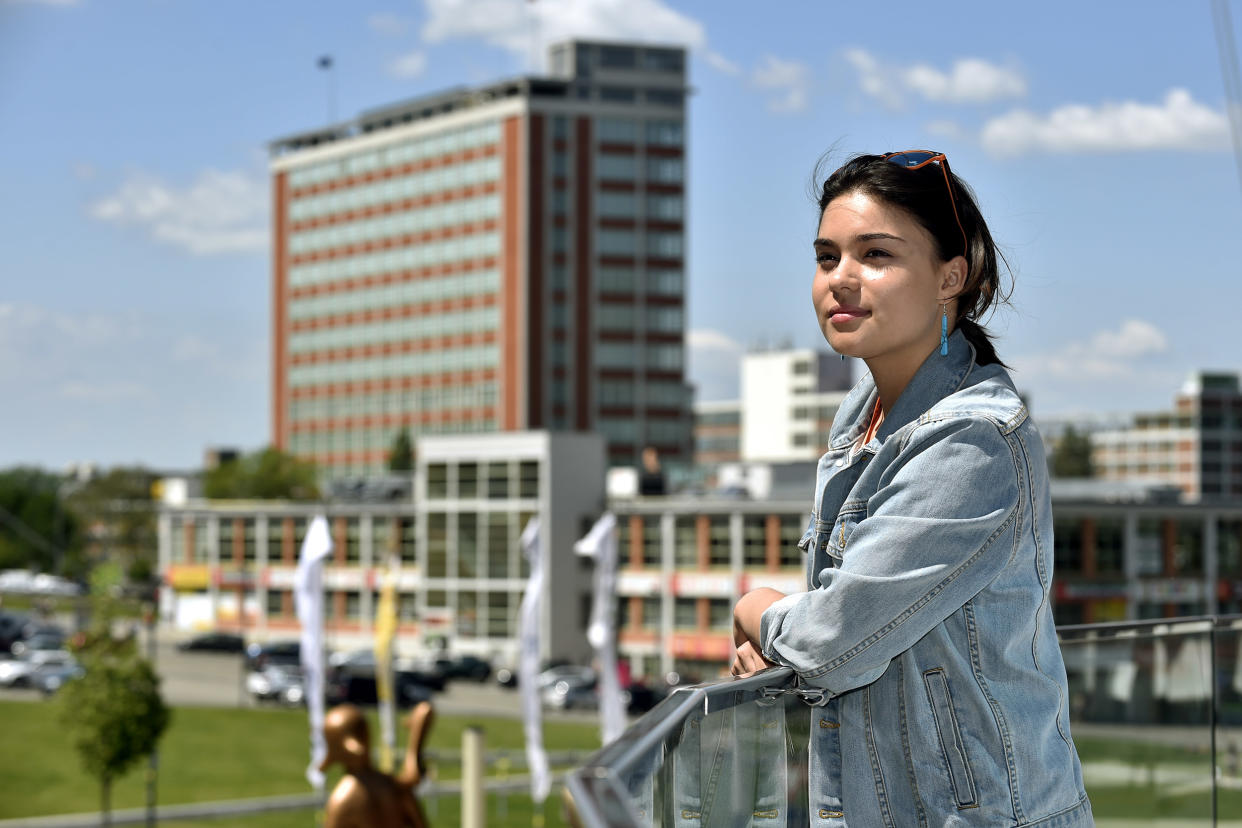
[886,151,936,168]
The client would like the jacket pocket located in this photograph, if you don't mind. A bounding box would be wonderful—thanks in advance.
[826,505,864,561]
[922,668,979,810]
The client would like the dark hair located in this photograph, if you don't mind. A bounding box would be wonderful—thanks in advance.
[815,153,1011,367]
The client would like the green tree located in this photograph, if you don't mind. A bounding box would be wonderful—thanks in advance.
[59,564,170,826]
[1052,425,1095,478]
[203,446,320,500]
[64,466,157,587]
[388,427,414,472]
[0,466,79,575]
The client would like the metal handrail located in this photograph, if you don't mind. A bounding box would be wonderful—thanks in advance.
[563,667,797,827]
[565,617,1242,827]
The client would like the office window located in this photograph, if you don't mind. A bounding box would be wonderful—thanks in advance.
[426,513,447,578]
[673,598,697,629]
[486,514,510,578]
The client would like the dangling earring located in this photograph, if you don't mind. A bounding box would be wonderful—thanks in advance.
[939,303,949,356]
[839,353,845,362]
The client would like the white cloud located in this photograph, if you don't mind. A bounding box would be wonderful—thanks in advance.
[751,55,810,114]
[703,50,740,76]
[420,0,731,73]
[1015,318,1169,381]
[981,88,1229,156]
[389,50,428,78]
[903,58,1025,104]
[367,12,410,36]
[845,49,1026,109]
[89,168,268,255]
[844,48,903,109]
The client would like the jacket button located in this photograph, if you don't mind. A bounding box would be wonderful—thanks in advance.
[819,809,844,818]
[834,459,844,467]
[818,718,840,729]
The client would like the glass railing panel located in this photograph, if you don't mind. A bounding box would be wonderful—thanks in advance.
[1059,620,1215,825]
[568,618,1242,827]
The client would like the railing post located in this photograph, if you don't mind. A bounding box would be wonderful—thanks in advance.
[1211,620,1219,827]
[462,725,485,828]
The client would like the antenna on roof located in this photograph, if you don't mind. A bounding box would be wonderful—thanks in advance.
[317,55,336,124]
[1212,0,1242,201]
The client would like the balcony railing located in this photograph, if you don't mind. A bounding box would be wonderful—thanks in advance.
[564,616,1242,826]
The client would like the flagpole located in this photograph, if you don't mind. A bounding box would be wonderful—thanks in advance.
[317,55,336,124]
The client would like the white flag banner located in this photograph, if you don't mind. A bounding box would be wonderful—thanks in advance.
[575,513,624,744]
[294,514,334,791]
[518,517,551,803]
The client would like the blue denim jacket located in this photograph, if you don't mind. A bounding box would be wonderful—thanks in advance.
[760,330,1092,827]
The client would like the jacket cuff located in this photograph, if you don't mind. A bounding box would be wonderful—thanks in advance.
[759,592,804,663]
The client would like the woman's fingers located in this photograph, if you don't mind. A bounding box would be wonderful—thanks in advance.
[731,641,775,677]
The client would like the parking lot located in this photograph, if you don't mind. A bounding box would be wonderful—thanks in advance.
[0,624,581,721]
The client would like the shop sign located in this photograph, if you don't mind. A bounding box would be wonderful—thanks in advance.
[672,572,735,597]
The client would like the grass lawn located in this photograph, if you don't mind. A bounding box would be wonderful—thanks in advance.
[0,699,601,824]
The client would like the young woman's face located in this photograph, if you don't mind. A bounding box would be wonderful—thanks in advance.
[812,190,960,376]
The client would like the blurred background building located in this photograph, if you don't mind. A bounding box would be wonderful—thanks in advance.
[694,348,852,469]
[269,38,693,481]
[1092,371,1242,500]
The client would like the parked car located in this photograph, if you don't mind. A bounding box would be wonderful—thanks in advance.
[32,659,84,696]
[10,629,65,657]
[0,649,75,687]
[0,612,29,652]
[244,640,302,671]
[325,671,434,707]
[246,664,305,706]
[433,654,492,682]
[324,648,444,706]
[328,649,447,692]
[176,632,245,653]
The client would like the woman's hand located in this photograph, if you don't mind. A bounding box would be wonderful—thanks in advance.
[731,588,785,676]
[732,640,775,677]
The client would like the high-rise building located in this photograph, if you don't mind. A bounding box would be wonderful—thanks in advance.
[1092,372,1242,500]
[268,40,692,479]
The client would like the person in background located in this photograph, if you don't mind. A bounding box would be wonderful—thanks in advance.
[731,151,1092,826]
[637,446,666,496]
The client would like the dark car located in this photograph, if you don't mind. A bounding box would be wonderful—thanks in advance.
[0,612,30,651]
[433,654,492,682]
[325,671,435,707]
[245,640,302,671]
[324,649,443,706]
[176,632,245,653]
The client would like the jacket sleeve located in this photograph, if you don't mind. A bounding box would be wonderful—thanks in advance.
[759,415,1025,695]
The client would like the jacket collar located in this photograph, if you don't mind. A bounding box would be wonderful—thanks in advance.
[829,329,977,450]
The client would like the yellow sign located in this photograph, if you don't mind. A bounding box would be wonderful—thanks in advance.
[166,565,210,590]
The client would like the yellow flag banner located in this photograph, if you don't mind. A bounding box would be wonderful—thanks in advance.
[373,554,399,773]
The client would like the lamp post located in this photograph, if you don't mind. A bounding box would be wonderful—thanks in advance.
[317,55,336,124]
[143,578,159,828]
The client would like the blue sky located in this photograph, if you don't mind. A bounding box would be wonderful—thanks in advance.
[2,0,1239,470]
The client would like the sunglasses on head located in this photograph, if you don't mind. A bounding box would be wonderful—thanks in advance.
[882,150,968,258]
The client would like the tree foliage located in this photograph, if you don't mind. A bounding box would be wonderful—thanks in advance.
[59,564,169,825]
[0,467,79,575]
[203,446,320,500]
[64,466,157,584]
[387,428,414,472]
[1052,425,1095,478]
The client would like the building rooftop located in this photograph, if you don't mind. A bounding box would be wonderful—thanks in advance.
[269,38,689,158]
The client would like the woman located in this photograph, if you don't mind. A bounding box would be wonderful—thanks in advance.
[732,152,1092,826]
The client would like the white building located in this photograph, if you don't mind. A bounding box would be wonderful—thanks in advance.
[694,349,853,466]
